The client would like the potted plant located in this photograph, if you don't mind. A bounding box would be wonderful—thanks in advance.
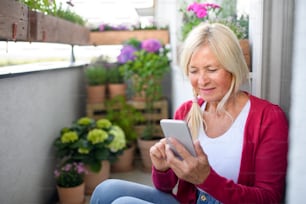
[54,161,87,204]
[118,38,170,137]
[104,96,144,172]
[107,64,127,99]
[53,117,126,194]
[179,1,251,69]
[118,38,171,171]
[84,64,107,103]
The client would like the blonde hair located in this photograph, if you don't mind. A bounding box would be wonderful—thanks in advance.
[180,23,249,139]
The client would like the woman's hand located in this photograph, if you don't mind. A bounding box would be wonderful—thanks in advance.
[149,138,170,172]
[165,138,211,185]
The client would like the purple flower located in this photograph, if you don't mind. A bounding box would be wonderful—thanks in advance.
[115,25,128,31]
[117,45,138,64]
[141,39,162,53]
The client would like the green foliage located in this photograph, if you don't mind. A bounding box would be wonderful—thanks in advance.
[118,38,171,140]
[20,0,86,25]
[53,117,126,172]
[55,5,86,26]
[105,96,144,144]
[20,0,57,15]
[107,66,124,84]
[119,45,171,103]
[84,65,107,86]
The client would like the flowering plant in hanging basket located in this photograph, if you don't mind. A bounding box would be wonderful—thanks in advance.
[54,117,127,172]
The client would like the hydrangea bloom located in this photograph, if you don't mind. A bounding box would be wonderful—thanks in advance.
[78,147,90,154]
[96,119,112,129]
[61,131,78,143]
[117,45,138,64]
[108,125,126,152]
[141,39,162,53]
[87,129,108,144]
[77,117,93,126]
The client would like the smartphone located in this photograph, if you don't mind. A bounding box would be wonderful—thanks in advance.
[160,119,196,159]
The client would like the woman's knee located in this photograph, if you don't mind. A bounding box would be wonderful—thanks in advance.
[112,196,151,204]
[93,179,121,194]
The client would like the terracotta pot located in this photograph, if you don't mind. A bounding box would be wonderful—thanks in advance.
[84,160,110,195]
[239,39,251,71]
[86,85,106,104]
[111,144,136,172]
[56,182,85,204]
[137,138,160,172]
[107,83,127,99]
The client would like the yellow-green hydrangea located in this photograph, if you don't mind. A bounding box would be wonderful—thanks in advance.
[61,131,78,143]
[61,127,71,134]
[108,125,126,152]
[78,147,90,154]
[87,129,108,144]
[96,119,112,129]
[77,117,92,126]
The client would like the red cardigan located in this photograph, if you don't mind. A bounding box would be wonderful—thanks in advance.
[152,94,288,204]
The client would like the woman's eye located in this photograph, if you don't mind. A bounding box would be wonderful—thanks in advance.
[207,67,217,72]
[189,69,198,74]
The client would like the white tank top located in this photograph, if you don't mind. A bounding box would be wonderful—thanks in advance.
[198,100,250,183]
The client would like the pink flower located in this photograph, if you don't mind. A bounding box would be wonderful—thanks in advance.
[76,163,87,174]
[54,169,60,177]
[141,39,162,53]
[99,24,105,31]
[195,8,207,18]
[63,163,72,171]
[186,2,221,19]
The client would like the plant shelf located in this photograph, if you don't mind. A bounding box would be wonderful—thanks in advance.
[0,0,28,41]
[89,30,170,45]
[0,0,90,45]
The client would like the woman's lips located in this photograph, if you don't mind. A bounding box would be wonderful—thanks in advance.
[199,87,215,94]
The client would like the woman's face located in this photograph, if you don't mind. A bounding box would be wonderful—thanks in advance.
[188,45,233,103]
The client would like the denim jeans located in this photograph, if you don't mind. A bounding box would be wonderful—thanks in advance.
[197,190,222,204]
[90,179,180,204]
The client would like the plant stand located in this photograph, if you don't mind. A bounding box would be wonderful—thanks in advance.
[86,99,169,135]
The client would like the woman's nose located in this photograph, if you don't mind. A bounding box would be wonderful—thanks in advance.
[198,71,209,85]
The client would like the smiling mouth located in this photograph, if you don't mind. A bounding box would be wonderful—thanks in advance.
[199,87,215,91]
